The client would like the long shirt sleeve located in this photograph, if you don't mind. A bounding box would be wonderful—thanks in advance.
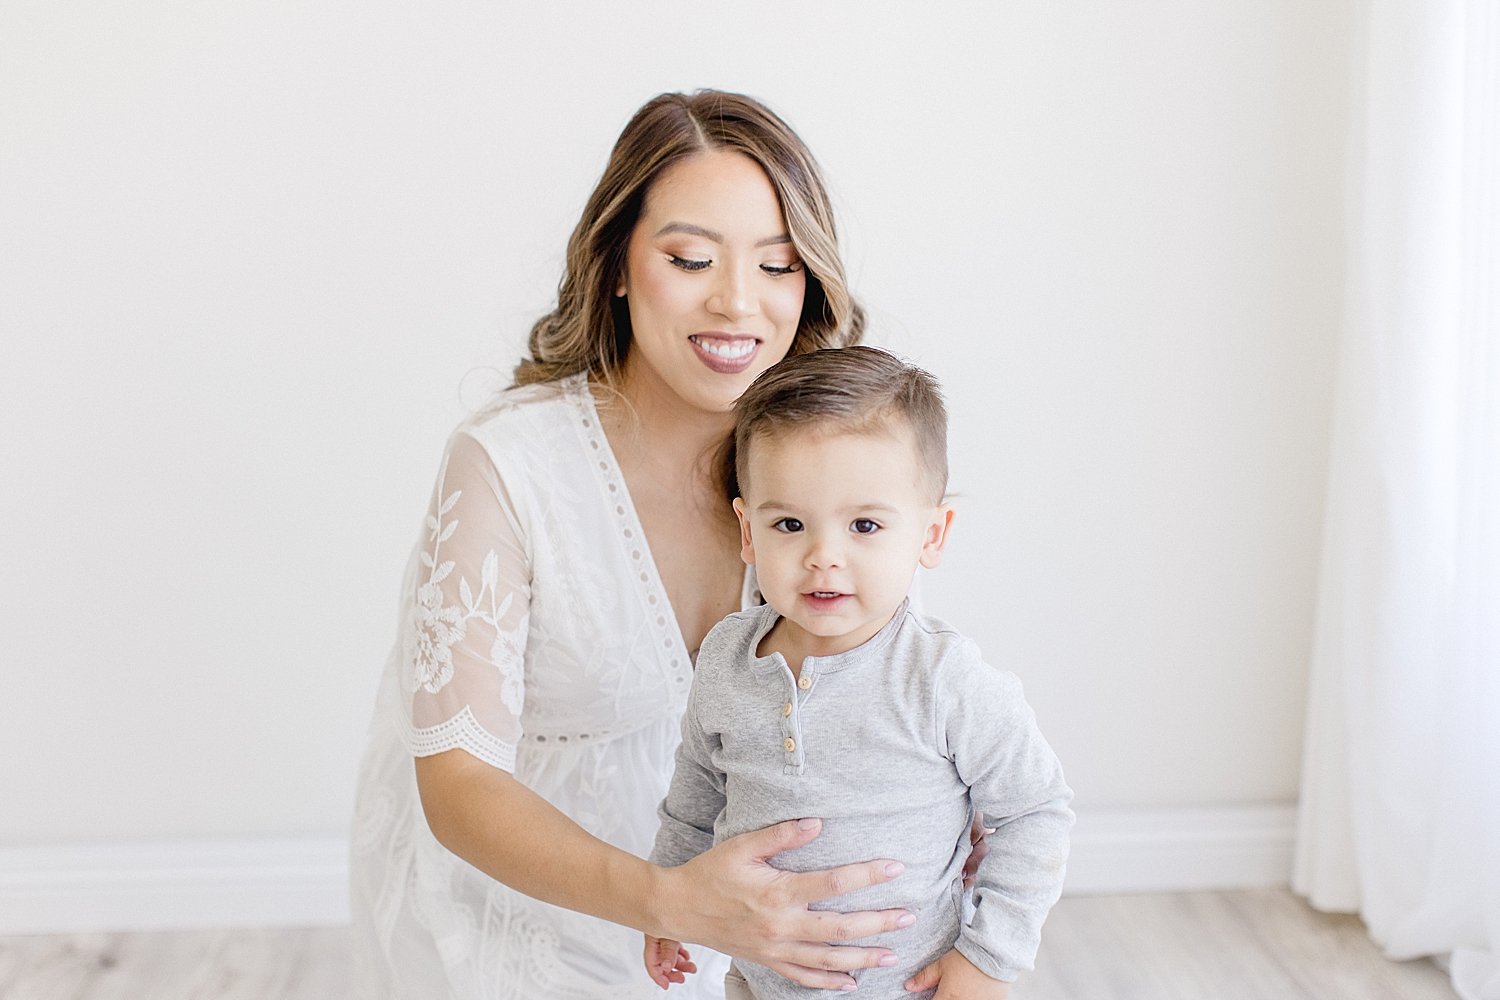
[938,647,1073,981]
[651,680,725,866]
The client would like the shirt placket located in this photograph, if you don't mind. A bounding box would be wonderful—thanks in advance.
[781,668,814,775]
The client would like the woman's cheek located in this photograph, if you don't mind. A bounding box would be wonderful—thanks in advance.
[638,264,691,316]
[761,278,806,355]
[777,277,807,327]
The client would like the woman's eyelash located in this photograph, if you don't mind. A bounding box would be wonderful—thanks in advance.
[666,256,802,275]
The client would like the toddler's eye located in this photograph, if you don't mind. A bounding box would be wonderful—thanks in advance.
[773,518,804,533]
[669,255,711,272]
[761,262,803,276]
[851,519,880,534]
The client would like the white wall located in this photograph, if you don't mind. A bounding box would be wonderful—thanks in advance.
[1,1,1351,853]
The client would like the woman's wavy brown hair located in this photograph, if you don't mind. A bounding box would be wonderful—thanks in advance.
[513,90,864,388]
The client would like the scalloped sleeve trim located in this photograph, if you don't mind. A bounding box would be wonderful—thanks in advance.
[408,705,518,772]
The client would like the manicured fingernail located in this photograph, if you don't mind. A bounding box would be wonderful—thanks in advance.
[879,954,899,967]
[841,985,858,992]
[798,817,819,830]
[896,912,916,928]
[884,862,905,877]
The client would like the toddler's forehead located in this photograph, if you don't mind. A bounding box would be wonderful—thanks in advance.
[750,417,916,459]
[743,420,929,490]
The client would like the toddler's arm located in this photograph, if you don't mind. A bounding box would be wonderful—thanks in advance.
[651,667,726,867]
[941,646,1074,985]
[645,644,724,988]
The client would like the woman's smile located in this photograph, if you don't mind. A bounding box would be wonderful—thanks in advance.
[689,333,761,373]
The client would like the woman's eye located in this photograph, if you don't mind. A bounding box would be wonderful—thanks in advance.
[851,519,880,535]
[669,255,711,272]
[773,518,804,533]
[760,262,803,276]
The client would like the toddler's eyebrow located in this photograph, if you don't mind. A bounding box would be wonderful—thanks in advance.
[654,222,793,248]
[849,504,901,516]
[753,500,901,515]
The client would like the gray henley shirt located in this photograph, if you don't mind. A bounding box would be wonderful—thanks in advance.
[651,601,1074,1000]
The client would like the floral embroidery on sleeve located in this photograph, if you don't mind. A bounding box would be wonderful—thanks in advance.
[405,456,527,709]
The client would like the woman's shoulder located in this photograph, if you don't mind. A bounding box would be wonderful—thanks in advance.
[466,374,583,429]
[453,373,589,456]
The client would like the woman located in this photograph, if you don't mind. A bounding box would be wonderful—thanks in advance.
[350,91,915,999]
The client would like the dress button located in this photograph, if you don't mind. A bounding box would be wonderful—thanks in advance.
[797,675,812,690]
[783,737,796,752]
[782,702,792,717]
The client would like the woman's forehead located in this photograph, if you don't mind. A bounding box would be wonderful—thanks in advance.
[638,150,785,234]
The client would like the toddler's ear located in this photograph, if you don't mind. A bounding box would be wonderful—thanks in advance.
[732,497,756,566]
[919,504,955,570]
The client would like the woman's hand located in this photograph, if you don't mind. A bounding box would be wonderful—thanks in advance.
[652,817,915,991]
[417,757,912,989]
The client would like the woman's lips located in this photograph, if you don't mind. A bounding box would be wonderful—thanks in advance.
[689,334,760,374]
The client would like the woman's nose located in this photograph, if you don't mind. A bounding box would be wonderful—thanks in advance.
[707,264,754,320]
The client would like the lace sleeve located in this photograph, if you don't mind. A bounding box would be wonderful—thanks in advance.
[402,431,530,772]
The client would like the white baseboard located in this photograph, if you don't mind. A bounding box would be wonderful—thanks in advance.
[1064,803,1296,895]
[0,804,1295,934]
[0,837,350,935]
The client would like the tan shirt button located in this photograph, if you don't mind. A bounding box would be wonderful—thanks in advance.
[782,702,793,717]
[783,737,796,752]
[797,675,812,690]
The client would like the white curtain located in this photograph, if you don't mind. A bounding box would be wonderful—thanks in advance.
[1293,2,1500,999]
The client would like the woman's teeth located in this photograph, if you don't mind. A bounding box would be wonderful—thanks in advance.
[691,337,754,359]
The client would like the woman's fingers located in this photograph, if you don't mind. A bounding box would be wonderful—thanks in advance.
[772,936,906,974]
[669,818,913,974]
[726,819,906,901]
[789,905,916,951]
[764,959,859,992]
[733,816,828,863]
[784,860,907,921]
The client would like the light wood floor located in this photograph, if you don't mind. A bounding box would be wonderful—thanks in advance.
[0,889,1458,1000]
[1014,889,1456,1000]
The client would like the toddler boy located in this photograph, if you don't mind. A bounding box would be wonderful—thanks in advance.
[645,347,1073,999]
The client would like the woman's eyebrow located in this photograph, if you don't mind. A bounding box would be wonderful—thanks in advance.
[654,222,793,248]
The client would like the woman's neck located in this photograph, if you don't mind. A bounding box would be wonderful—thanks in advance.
[600,367,735,479]
[592,369,734,500]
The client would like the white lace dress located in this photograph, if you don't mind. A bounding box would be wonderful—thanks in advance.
[351,374,738,999]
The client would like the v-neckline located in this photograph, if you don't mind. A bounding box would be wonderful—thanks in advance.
[567,374,755,673]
